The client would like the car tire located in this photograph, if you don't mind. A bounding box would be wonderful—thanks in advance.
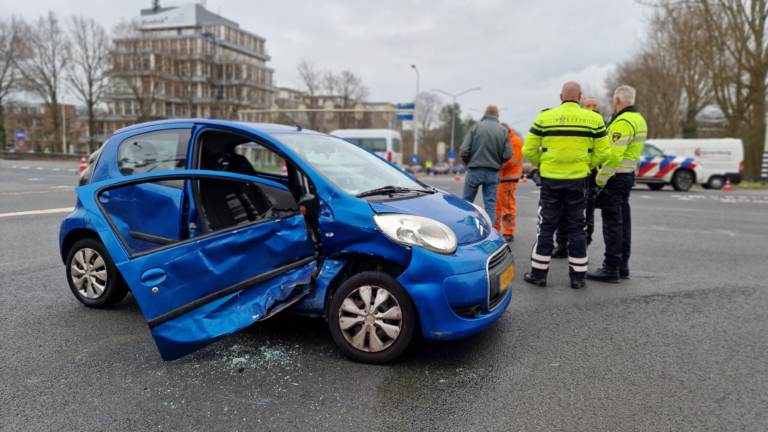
[328,271,417,364]
[671,170,695,191]
[647,183,665,191]
[65,238,128,308]
[707,176,725,190]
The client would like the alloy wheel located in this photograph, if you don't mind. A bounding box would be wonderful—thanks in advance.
[70,248,108,299]
[337,285,402,352]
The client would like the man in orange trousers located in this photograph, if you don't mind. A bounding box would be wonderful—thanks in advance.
[495,123,523,242]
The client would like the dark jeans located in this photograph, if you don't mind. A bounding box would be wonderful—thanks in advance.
[531,177,588,278]
[598,173,633,267]
[462,169,500,222]
[556,199,595,246]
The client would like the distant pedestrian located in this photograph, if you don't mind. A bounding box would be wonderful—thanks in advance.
[425,160,433,175]
[552,96,602,258]
[523,82,611,289]
[494,122,523,242]
[587,85,647,283]
[459,105,512,222]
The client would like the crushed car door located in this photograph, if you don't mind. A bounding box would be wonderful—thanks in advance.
[76,170,317,360]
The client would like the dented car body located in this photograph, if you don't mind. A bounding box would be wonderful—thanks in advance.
[60,120,513,363]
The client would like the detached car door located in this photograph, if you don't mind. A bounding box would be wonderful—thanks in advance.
[76,170,317,360]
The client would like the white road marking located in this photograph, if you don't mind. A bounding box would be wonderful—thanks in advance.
[0,207,74,218]
[28,178,38,181]
[68,169,77,172]
[36,167,43,170]
[52,168,60,171]
[0,188,74,196]
[21,167,30,169]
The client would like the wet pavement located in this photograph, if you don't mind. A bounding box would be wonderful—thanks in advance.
[1,161,767,431]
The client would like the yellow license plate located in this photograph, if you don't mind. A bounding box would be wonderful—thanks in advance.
[499,263,515,291]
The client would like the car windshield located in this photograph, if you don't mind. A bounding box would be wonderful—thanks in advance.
[271,133,423,196]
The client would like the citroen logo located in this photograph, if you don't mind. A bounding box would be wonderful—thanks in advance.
[476,218,486,235]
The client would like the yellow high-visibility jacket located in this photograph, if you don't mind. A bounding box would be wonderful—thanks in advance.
[596,106,648,186]
[523,101,611,179]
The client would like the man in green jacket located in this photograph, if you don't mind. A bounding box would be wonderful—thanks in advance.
[459,105,512,223]
[522,82,611,289]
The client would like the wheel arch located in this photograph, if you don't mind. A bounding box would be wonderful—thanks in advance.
[60,228,101,264]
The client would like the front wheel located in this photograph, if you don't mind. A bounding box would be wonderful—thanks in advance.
[328,271,417,364]
[65,238,128,308]
[671,170,695,191]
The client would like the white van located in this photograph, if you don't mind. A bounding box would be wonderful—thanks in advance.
[647,138,744,189]
[330,129,403,167]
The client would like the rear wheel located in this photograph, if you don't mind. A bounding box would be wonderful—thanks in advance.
[65,238,128,308]
[671,170,695,191]
[647,183,665,191]
[707,176,725,190]
[328,271,416,364]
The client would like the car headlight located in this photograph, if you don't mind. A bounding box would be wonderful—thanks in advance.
[471,203,493,227]
[373,214,458,254]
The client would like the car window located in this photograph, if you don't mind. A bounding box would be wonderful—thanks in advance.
[233,142,286,177]
[117,129,191,176]
[271,133,424,196]
[344,138,387,152]
[391,138,401,152]
[641,144,665,157]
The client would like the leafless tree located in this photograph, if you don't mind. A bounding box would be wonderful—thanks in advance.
[66,16,109,153]
[297,59,322,129]
[110,19,157,123]
[0,16,29,148]
[417,91,443,141]
[18,12,70,152]
[324,69,368,129]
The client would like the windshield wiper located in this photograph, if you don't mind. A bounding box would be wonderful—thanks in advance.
[356,185,436,198]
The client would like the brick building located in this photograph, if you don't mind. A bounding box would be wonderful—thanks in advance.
[3,103,92,153]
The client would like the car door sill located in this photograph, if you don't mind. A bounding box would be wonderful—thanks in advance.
[146,256,315,329]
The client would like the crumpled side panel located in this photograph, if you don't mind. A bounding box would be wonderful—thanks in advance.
[290,259,349,316]
[150,262,315,360]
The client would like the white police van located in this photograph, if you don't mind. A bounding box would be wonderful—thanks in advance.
[646,139,744,189]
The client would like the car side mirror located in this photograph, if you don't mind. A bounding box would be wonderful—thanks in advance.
[298,194,317,220]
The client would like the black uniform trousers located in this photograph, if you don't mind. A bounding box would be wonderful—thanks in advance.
[531,177,588,278]
[555,170,597,246]
[599,173,633,267]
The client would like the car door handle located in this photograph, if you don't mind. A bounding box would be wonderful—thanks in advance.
[140,268,167,285]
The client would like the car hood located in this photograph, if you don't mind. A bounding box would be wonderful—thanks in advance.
[369,192,490,244]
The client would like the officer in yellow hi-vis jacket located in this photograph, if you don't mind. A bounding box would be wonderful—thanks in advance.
[523,81,611,289]
[587,85,647,283]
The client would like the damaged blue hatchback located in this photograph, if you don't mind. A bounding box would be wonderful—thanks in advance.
[60,120,514,363]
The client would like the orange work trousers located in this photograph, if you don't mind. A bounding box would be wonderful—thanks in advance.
[494,180,517,236]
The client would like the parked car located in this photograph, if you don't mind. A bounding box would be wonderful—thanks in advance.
[451,164,466,174]
[635,143,703,191]
[431,162,451,176]
[403,164,422,175]
[60,120,514,364]
[646,138,743,189]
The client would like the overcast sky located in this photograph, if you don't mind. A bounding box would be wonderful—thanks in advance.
[7,0,651,131]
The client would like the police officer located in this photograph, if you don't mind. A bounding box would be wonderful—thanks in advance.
[523,82,611,289]
[587,85,647,283]
[552,97,601,258]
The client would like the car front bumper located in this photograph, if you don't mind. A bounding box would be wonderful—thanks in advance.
[397,238,513,341]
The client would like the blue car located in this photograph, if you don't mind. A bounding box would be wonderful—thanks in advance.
[60,120,514,363]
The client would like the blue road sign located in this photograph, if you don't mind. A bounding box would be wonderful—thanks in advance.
[397,103,415,110]
[396,113,414,121]
[448,151,455,160]
[15,130,26,140]
[410,154,419,165]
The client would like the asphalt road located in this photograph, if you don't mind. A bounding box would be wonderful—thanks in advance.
[2,160,767,431]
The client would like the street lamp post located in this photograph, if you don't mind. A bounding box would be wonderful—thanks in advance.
[411,65,419,157]
[431,87,481,154]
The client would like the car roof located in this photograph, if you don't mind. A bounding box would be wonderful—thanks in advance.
[113,119,321,137]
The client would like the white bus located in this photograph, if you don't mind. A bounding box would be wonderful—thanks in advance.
[330,129,403,167]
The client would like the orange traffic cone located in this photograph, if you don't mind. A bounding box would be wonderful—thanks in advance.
[454,170,461,181]
[723,178,731,192]
[78,154,87,172]
[281,161,287,175]
[521,171,528,184]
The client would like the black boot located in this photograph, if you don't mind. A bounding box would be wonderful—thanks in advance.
[552,243,568,259]
[570,276,586,289]
[586,265,620,283]
[524,272,547,287]
[619,261,629,279]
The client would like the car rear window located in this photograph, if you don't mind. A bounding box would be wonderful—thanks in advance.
[117,129,191,176]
